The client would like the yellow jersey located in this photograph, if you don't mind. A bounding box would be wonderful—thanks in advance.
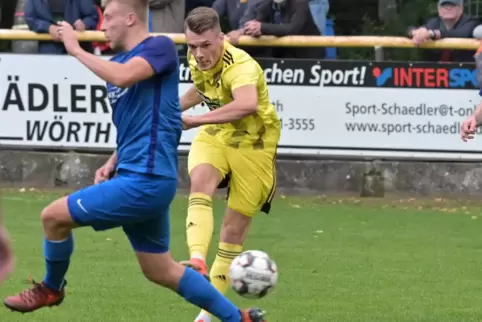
[188,41,280,152]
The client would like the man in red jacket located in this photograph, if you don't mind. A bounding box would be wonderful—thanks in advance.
[92,3,112,55]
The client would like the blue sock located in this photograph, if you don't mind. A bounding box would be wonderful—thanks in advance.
[42,234,74,291]
[177,267,241,322]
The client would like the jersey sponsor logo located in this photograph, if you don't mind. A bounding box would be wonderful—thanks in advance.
[198,91,222,111]
[107,85,129,106]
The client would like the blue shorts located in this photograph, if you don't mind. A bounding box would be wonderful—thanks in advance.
[67,169,177,254]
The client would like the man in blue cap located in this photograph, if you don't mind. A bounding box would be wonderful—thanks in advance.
[408,0,480,62]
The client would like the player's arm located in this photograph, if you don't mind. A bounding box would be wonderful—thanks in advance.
[105,151,118,168]
[180,85,203,111]
[0,224,12,262]
[193,86,257,125]
[72,51,158,89]
[471,90,482,125]
[57,22,177,88]
[461,91,482,142]
[185,62,258,126]
[0,214,14,283]
[471,102,482,125]
[95,150,117,184]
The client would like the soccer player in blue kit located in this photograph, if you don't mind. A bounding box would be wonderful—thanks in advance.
[3,1,265,321]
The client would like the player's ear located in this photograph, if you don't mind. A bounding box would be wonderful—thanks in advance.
[126,12,136,27]
[219,32,225,42]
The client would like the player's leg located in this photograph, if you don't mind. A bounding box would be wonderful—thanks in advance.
[123,203,266,322]
[195,149,276,322]
[137,253,266,321]
[3,195,78,312]
[213,148,276,291]
[182,134,229,275]
[3,173,145,313]
[194,208,251,322]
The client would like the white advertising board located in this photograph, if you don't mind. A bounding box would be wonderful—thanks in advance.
[1,54,482,160]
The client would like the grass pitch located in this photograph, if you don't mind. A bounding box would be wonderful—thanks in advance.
[1,191,482,321]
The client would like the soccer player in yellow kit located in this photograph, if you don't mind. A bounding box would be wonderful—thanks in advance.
[180,7,281,322]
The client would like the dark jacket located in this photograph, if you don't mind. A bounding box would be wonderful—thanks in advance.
[254,0,322,59]
[149,0,185,33]
[25,0,98,54]
[0,0,18,52]
[408,14,481,62]
[212,0,263,31]
[186,0,215,18]
[0,0,18,30]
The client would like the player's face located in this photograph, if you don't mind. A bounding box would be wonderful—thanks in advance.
[185,28,224,70]
[101,2,133,51]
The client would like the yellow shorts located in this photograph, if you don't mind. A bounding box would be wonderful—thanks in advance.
[188,133,276,217]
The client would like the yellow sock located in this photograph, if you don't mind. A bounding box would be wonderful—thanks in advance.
[186,193,214,259]
[199,243,244,319]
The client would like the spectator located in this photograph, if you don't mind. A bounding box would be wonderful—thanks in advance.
[149,0,185,33]
[24,0,98,54]
[0,0,17,31]
[0,0,19,52]
[92,2,112,55]
[186,0,215,21]
[408,0,480,62]
[220,1,267,57]
[212,0,262,34]
[223,1,258,42]
[308,0,329,35]
[242,0,323,59]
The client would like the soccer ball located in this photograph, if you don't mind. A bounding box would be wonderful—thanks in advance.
[229,250,278,299]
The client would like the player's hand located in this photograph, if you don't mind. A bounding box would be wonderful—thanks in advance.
[461,116,478,142]
[57,21,82,56]
[182,114,200,130]
[0,227,14,284]
[94,163,115,184]
[73,19,86,32]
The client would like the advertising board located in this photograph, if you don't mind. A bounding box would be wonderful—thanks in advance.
[0,54,481,160]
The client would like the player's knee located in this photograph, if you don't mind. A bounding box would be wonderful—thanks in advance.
[190,165,222,195]
[137,252,183,290]
[40,199,73,232]
[141,261,179,290]
[141,267,163,284]
[41,206,61,232]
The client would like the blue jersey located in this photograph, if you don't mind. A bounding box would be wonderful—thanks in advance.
[107,36,182,179]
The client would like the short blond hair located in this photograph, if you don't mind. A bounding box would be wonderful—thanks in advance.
[184,7,221,34]
[102,0,148,22]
